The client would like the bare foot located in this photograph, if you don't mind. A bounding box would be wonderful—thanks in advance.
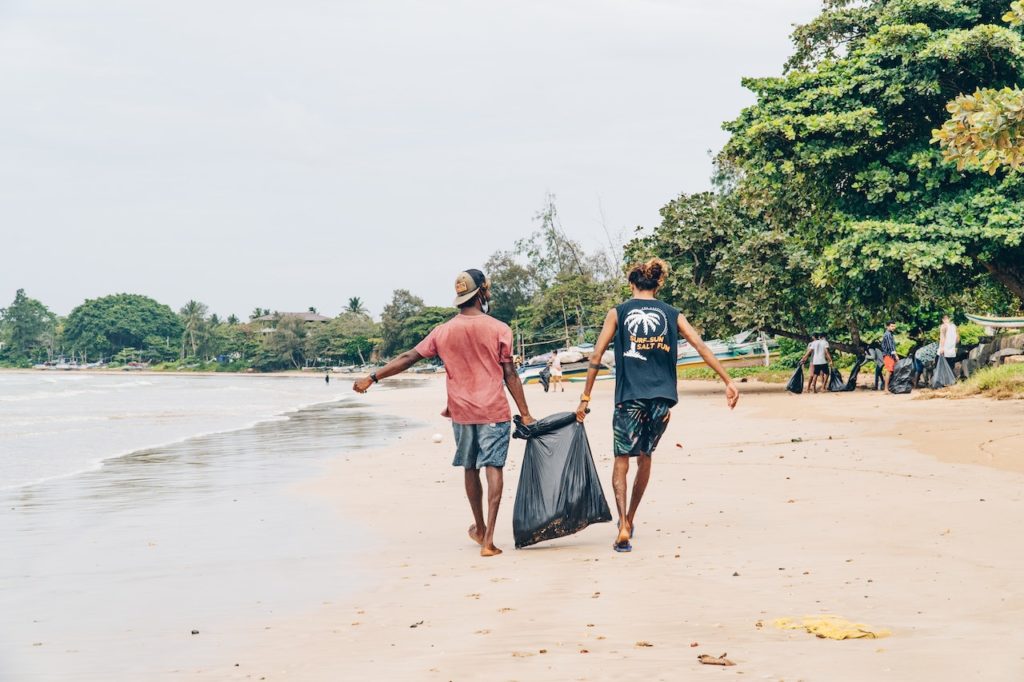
[468,524,485,546]
[480,545,503,557]
[616,520,631,547]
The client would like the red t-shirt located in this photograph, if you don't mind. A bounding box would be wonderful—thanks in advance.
[414,314,513,425]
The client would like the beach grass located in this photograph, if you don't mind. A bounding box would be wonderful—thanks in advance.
[922,364,1024,400]
[677,365,792,383]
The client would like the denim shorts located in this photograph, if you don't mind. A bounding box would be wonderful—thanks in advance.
[452,421,511,469]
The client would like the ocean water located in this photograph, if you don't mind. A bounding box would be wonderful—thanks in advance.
[0,372,420,681]
[0,372,353,489]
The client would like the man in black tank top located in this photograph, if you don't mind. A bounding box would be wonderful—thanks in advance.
[576,259,739,552]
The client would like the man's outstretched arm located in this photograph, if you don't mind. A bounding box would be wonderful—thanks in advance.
[501,361,535,425]
[678,314,739,410]
[353,349,424,393]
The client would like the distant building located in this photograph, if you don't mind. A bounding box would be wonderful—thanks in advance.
[255,312,331,333]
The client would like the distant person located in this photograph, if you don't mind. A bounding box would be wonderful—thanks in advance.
[880,321,899,392]
[576,258,739,553]
[867,343,885,390]
[914,341,938,387]
[325,373,330,384]
[799,333,833,394]
[354,269,535,557]
[550,352,564,392]
[938,314,959,371]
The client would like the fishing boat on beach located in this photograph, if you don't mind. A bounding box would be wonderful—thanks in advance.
[517,345,614,385]
[676,331,778,369]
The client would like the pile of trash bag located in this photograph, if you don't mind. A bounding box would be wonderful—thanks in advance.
[786,366,804,394]
[888,358,915,394]
[828,356,866,392]
[931,357,957,389]
[511,412,612,548]
[827,367,846,392]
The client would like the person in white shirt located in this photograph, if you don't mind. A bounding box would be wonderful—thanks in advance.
[937,314,959,371]
[799,332,834,393]
[549,352,564,392]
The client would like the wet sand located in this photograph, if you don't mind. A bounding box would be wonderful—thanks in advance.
[169,377,1024,681]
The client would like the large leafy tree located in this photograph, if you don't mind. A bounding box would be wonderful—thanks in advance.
[307,311,380,365]
[379,289,425,356]
[725,0,1024,306]
[65,294,182,360]
[0,289,58,363]
[627,0,1024,351]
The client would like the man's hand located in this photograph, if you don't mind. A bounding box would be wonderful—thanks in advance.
[519,413,536,426]
[353,377,373,394]
[575,401,589,422]
[725,381,740,410]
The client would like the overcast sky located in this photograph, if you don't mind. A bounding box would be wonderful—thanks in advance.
[1,0,823,318]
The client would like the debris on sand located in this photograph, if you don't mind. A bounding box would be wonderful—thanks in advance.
[697,653,735,666]
[773,615,891,640]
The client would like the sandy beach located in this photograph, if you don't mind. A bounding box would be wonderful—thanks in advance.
[158,376,1024,682]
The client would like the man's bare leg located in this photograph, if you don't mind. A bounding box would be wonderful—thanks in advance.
[612,456,631,546]
[465,468,486,546]
[625,454,652,529]
[480,466,503,556]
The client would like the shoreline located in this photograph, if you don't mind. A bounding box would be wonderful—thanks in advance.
[1,380,427,681]
[175,378,1024,680]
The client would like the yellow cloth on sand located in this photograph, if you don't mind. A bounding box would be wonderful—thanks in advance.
[773,615,891,640]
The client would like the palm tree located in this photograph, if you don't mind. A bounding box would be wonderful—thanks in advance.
[346,297,368,315]
[179,300,209,360]
[623,308,666,360]
[227,314,239,325]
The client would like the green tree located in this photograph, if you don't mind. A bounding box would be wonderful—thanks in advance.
[933,3,1024,172]
[307,311,380,365]
[379,290,425,357]
[345,297,368,315]
[65,294,182,361]
[179,300,209,360]
[712,0,1024,347]
[260,316,308,369]
[484,251,537,324]
[0,289,58,363]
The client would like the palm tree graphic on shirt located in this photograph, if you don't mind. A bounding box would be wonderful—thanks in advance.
[623,308,667,360]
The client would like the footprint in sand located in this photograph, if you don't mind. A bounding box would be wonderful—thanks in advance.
[466,593,481,599]
[498,607,515,613]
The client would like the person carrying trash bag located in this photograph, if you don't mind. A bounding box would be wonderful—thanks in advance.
[575,258,739,553]
[511,412,612,548]
[931,353,957,389]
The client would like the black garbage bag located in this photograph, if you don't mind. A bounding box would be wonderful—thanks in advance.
[539,367,551,392]
[931,356,956,389]
[842,356,866,391]
[511,412,612,548]
[888,358,915,394]
[827,367,846,392]
[785,366,804,394]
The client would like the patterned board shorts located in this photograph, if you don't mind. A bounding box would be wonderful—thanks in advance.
[451,421,511,469]
[613,399,673,456]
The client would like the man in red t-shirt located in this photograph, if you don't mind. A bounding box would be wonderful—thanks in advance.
[354,269,535,557]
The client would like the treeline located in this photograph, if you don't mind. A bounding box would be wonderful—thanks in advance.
[0,292,384,371]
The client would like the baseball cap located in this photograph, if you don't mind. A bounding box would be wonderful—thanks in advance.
[453,269,488,306]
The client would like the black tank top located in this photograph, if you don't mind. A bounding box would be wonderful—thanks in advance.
[613,298,680,406]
